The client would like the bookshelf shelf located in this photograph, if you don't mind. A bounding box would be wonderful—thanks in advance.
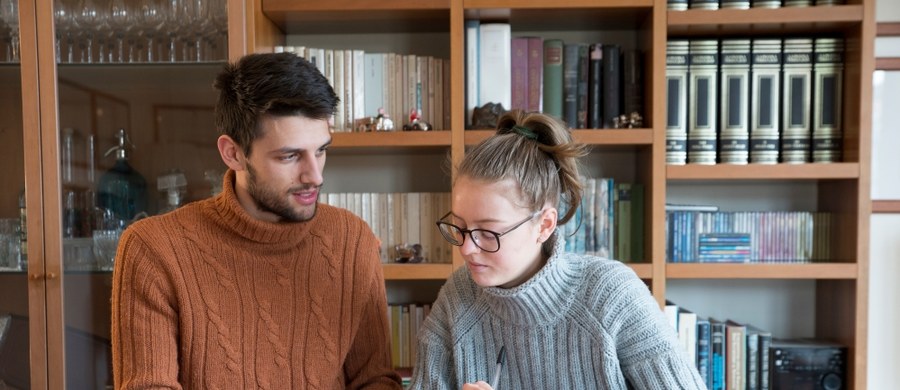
[332,131,452,148]
[666,263,858,279]
[666,163,860,180]
[872,200,900,214]
[383,263,454,280]
[464,129,653,146]
[667,5,864,36]
[263,0,451,34]
[463,7,651,30]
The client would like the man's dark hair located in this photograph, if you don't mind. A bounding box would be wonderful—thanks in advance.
[214,52,339,156]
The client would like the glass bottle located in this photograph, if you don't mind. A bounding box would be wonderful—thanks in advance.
[97,129,147,224]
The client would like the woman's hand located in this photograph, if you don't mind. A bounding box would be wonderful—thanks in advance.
[462,381,494,390]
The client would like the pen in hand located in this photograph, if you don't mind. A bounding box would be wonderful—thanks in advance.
[489,346,506,389]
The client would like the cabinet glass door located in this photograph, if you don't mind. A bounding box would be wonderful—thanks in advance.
[52,0,229,387]
[0,0,30,386]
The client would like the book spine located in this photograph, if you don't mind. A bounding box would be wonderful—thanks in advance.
[465,20,480,128]
[543,39,565,120]
[697,319,712,388]
[527,37,544,113]
[623,49,644,122]
[757,333,772,390]
[602,44,622,128]
[711,321,726,390]
[511,37,530,112]
[631,183,645,262]
[576,44,590,129]
[363,53,385,120]
[746,332,759,390]
[333,50,345,132]
[727,325,746,390]
[589,44,603,129]
[563,43,581,128]
[688,39,719,164]
[478,23,512,110]
[353,50,366,130]
[344,49,354,131]
[750,39,782,164]
[781,39,814,164]
[666,40,690,165]
[719,39,751,164]
[812,38,844,163]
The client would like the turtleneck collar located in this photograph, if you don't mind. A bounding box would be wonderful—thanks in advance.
[205,169,315,246]
[479,239,583,326]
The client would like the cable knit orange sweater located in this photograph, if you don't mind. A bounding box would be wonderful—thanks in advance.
[111,171,401,389]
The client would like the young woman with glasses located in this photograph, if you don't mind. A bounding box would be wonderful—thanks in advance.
[408,111,705,390]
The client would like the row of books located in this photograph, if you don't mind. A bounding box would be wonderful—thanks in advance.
[388,303,431,369]
[666,211,834,263]
[666,302,774,390]
[274,46,450,132]
[667,0,844,10]
[558,179,645,263]
[665,37,845,165]
[319,192,452,264]
[465,21,644,129]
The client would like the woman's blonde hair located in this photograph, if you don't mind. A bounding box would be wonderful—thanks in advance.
[456,110,587,255]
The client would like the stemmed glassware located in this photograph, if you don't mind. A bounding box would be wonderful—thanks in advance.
[135,0,165,62]
[0,0,18,63]
[49,0,226,63]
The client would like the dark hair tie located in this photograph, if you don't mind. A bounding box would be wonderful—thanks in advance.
[510,125,538,140]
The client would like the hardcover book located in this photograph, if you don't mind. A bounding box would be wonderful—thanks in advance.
[812,38,844,163]
[478,23,511,111]
[750,39,782,164]
[781,39,814,164]
[589,44,604,129]
[666,40,690,165]
[543,39,565,120]
[688,40,719,165]
[602,44,622,128]
[511,37,530,112]
[527,37,544,113]
[563,43,582,128]
[465,19,480,128]
[719,39,751,164]
[623,50,645,124]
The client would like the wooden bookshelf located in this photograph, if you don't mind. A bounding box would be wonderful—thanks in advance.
[667,5,864,36]
[217,0,875,388]
[667,163,860,180]
[667,263,858,280]
[464,129,654,146]
[383,263,454,280]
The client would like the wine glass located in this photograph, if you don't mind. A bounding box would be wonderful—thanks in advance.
[92,228,121,271]
[135,0,165,62]
[75,0,104,63]
[53,0,76,63]
[107,0,131,62]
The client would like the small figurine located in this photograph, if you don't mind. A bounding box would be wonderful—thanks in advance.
[354,108,395,132]
[403,108,432,131]
[471,102,507,129]
[394,243,424,263]
[613,112,644,129]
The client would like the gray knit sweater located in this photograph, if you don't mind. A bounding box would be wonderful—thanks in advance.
[408,245,706,390]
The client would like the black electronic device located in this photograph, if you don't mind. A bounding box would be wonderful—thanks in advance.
[770,338,846,390]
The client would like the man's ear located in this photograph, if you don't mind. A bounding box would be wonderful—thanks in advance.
[218,135,247,172]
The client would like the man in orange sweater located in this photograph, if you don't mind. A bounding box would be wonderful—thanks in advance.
[111,53,402,389]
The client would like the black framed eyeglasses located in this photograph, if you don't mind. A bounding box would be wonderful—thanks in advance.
[435,211,540,253]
